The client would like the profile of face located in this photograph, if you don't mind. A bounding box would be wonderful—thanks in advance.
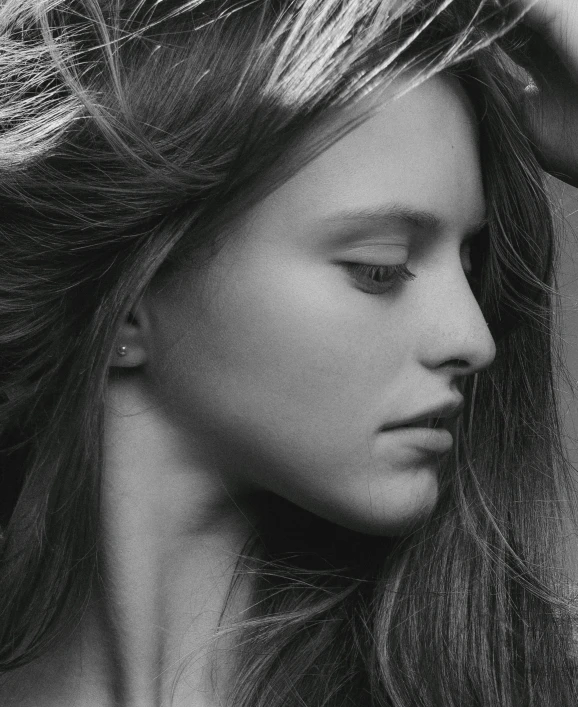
[139,75,496,535]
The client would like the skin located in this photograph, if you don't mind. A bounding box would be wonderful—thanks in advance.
[3,4,578,706]
[97,5,578,700]
[0,75,497,706]
[137,75,496,536]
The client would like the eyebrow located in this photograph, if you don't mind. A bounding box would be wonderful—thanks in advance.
[319,204,488,238]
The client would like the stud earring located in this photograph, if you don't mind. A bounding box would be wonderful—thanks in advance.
[116,345,128,357]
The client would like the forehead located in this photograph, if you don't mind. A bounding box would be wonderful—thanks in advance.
[246,74,485,241]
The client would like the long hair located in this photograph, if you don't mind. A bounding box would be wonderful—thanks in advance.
[0,0,576,704]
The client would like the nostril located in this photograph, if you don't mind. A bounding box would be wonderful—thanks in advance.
[444,358,469,369]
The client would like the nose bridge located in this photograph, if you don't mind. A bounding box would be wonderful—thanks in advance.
[418,268,496,375]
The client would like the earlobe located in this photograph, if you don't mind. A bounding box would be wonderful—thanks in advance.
[110,304,150,369]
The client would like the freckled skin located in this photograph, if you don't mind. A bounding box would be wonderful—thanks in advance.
[143,75,496,535]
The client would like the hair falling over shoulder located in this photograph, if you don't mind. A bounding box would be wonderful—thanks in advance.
[0,0,576,704]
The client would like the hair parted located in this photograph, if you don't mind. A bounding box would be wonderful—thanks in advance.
[0,0,577,704]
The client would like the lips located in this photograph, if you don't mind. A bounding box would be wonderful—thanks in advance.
[397,417,442,430]
[381,424,455,455]
[381,399,464,432]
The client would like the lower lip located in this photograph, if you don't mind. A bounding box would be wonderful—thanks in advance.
[380,426,454,454]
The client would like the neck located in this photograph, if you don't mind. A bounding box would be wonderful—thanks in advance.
[91,375,256,707]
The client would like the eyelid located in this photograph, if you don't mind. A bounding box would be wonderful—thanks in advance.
[336,243,409,264]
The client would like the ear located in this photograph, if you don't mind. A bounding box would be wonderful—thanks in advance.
[110,303,150,368]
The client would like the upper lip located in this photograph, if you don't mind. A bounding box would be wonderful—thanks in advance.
[381,398,465,431]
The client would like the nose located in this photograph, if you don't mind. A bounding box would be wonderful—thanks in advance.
[417,267,496,377]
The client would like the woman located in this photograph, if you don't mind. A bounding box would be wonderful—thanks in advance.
[0,0,577,704]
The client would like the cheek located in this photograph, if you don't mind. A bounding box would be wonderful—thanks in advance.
[156,252,402,439]
[148,256,434,535]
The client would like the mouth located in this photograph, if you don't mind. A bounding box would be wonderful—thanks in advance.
[381,399,464,434]
[396,417,444,430]
[378,422,454,456]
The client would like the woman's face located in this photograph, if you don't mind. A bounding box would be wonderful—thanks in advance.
[144,75,496,535]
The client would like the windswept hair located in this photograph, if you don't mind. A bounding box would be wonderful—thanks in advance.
[0,0,577,704]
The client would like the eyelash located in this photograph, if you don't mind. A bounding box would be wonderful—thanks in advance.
[343,262,416,294]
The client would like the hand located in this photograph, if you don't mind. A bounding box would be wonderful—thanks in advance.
[508,0,578,186]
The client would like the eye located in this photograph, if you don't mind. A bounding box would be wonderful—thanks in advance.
[342,262,416,295]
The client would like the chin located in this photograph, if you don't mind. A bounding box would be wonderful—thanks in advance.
[321,470,440,537]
